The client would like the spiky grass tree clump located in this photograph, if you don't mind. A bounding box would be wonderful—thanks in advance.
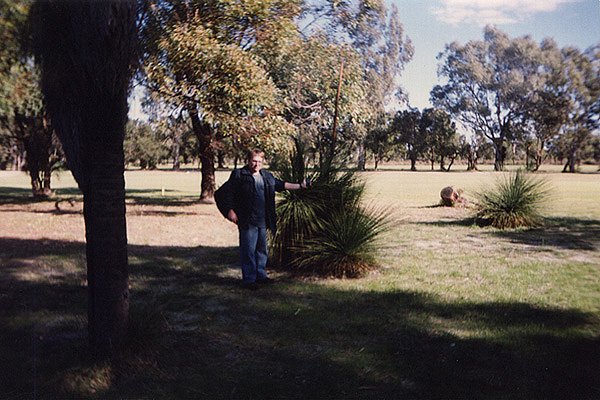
[475,170,551,229]
[271,147,391,278]
[291,204,391,278]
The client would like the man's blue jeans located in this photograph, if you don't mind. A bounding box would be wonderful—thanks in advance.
[239,225,268,283]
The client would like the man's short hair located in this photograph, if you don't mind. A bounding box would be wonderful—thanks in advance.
[246,149,265,162]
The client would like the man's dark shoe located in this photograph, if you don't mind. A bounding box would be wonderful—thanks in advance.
[256,277,275,285]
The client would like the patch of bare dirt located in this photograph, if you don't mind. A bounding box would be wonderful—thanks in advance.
[1,199,238,248]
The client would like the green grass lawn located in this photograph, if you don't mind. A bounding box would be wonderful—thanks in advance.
[1,167,599,399]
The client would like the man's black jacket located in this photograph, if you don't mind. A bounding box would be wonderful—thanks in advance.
[222,166,285,232]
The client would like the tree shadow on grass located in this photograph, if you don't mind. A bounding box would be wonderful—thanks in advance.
[485,216,600,251]
[0,187,207,216]
[1,237,599,399]
[0,187,56,205]
[125,191,200,207]
[417,216,600,251]
[414,216,477,227]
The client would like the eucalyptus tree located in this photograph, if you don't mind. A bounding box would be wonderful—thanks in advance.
[0,61,58,196]
[142,0,299,200]
[554,45,600,172]
[31,0,137,357]
[520,39,570,171]
[0,0,61,196]
[124,120,168,169]
[391,108,425,171]
[303,0,413,169]
[260,32,367,167]
[364,113,396,170]
[432,26,548,171]
[420,108,459,171]
[457,135,477,171]
[138,93,196,170]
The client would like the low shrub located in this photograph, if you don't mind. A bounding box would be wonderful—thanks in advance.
[291,204,391,278]
[271,147,391,277]
[475,170,551,229]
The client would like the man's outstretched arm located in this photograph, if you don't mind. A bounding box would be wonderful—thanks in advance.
[284,179,307,191]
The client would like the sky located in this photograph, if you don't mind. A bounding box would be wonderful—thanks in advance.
[394,0,600,110]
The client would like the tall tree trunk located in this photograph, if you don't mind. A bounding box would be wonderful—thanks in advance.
[356,141,366,171]
[17,113,54,198]
[430,150,435,170]
[32,0,136,357]
[217,150,225,169]
[188,107,215,201]
[446,155,455,171]
[83,142,129,356]
[466,145,477,171]
[567,150,577,173]
[410,155,417,171]
[533,144,543,172]
[172,138,181,170]
[492,138,505,171]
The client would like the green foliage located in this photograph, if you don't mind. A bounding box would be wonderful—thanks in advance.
[391,108,425,170]
[267,33,367,162]
[301,1,413,168]
[142,1,298,152]
[432,26,551,171]
[433,27,599,173]
[475,170,551,229]
[420,108,459,171]
[364,123,396,169]
[0,0,29,73]
[291,204,390,278]
[0,1,64,194]
[272,148,390,278]
[124,121,168,169]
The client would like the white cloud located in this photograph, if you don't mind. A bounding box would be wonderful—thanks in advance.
[432,0,579,26]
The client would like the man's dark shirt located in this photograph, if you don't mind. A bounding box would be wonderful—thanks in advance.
[222,166,285,232]
[249,173,266,228]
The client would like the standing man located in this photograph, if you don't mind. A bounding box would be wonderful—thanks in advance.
[223,149,307,289]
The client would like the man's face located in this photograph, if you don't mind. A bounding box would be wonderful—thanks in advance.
[248,155,264,173]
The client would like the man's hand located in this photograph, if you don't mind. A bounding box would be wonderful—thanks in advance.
[227,209,238,224]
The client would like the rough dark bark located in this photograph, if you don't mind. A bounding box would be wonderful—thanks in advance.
[466,145,478,171]
[356,141,366,171]
[32,0,136,357]
[565,151,577,173]
[83,140,129,356]
[188,106,215,201]
[410,156,417,171]
[492,138,506,171]
[171,134,181,170]
[217,150,225,169]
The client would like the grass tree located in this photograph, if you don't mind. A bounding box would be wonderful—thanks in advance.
[272,145,391,278]
[31,0,137,357]
[475,170,551,229]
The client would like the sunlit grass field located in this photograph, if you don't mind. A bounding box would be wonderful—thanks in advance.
[1,165,599,399]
